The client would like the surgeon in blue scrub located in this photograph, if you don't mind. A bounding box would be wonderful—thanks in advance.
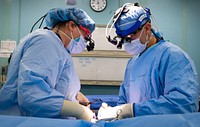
[0,8,96,121]
[98,3,200,120]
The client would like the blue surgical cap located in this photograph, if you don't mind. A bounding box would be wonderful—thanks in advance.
[114,6,150,37]
[45,8,95,33]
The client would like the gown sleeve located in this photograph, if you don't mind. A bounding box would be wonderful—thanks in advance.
[118,82,127,105]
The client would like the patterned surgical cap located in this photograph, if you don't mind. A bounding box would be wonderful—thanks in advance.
[45,8,95,33]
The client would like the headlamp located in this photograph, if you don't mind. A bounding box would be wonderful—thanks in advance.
[105,2,151,49]
[79,25,95,51]
[85,36,95,51]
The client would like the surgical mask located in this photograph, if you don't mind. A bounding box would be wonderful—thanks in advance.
[124,27,152,56]
[67,32,86,54]
[58,27,86,54]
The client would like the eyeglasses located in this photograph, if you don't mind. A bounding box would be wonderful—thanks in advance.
[79,26,91,39]
[123,25,144,43]
[132,26,143,35]
[79,25,95,51]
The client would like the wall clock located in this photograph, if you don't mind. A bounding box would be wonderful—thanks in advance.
[90,0,107,12]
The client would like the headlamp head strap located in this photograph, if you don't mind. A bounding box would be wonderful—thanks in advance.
[115,13,150,37]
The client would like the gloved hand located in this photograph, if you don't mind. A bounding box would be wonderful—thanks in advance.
[76,92,90,108]
[61,100,95,121]
[97,103,134,120]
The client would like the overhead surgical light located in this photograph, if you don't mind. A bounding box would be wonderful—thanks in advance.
[65,0,77,5]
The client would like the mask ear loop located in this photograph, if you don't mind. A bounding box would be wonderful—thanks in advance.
[55,28,72,40]
[77,26,82,37]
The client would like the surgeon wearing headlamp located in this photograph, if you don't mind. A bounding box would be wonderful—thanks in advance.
[0,8,96,121]
[98,3,200,120]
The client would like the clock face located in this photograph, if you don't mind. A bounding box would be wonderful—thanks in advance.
[90,0,107,12]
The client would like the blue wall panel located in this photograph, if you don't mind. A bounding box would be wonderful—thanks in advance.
[0,0,200,86]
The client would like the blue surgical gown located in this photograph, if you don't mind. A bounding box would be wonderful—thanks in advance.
[118,40,200,116]
[0,29,80,118]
